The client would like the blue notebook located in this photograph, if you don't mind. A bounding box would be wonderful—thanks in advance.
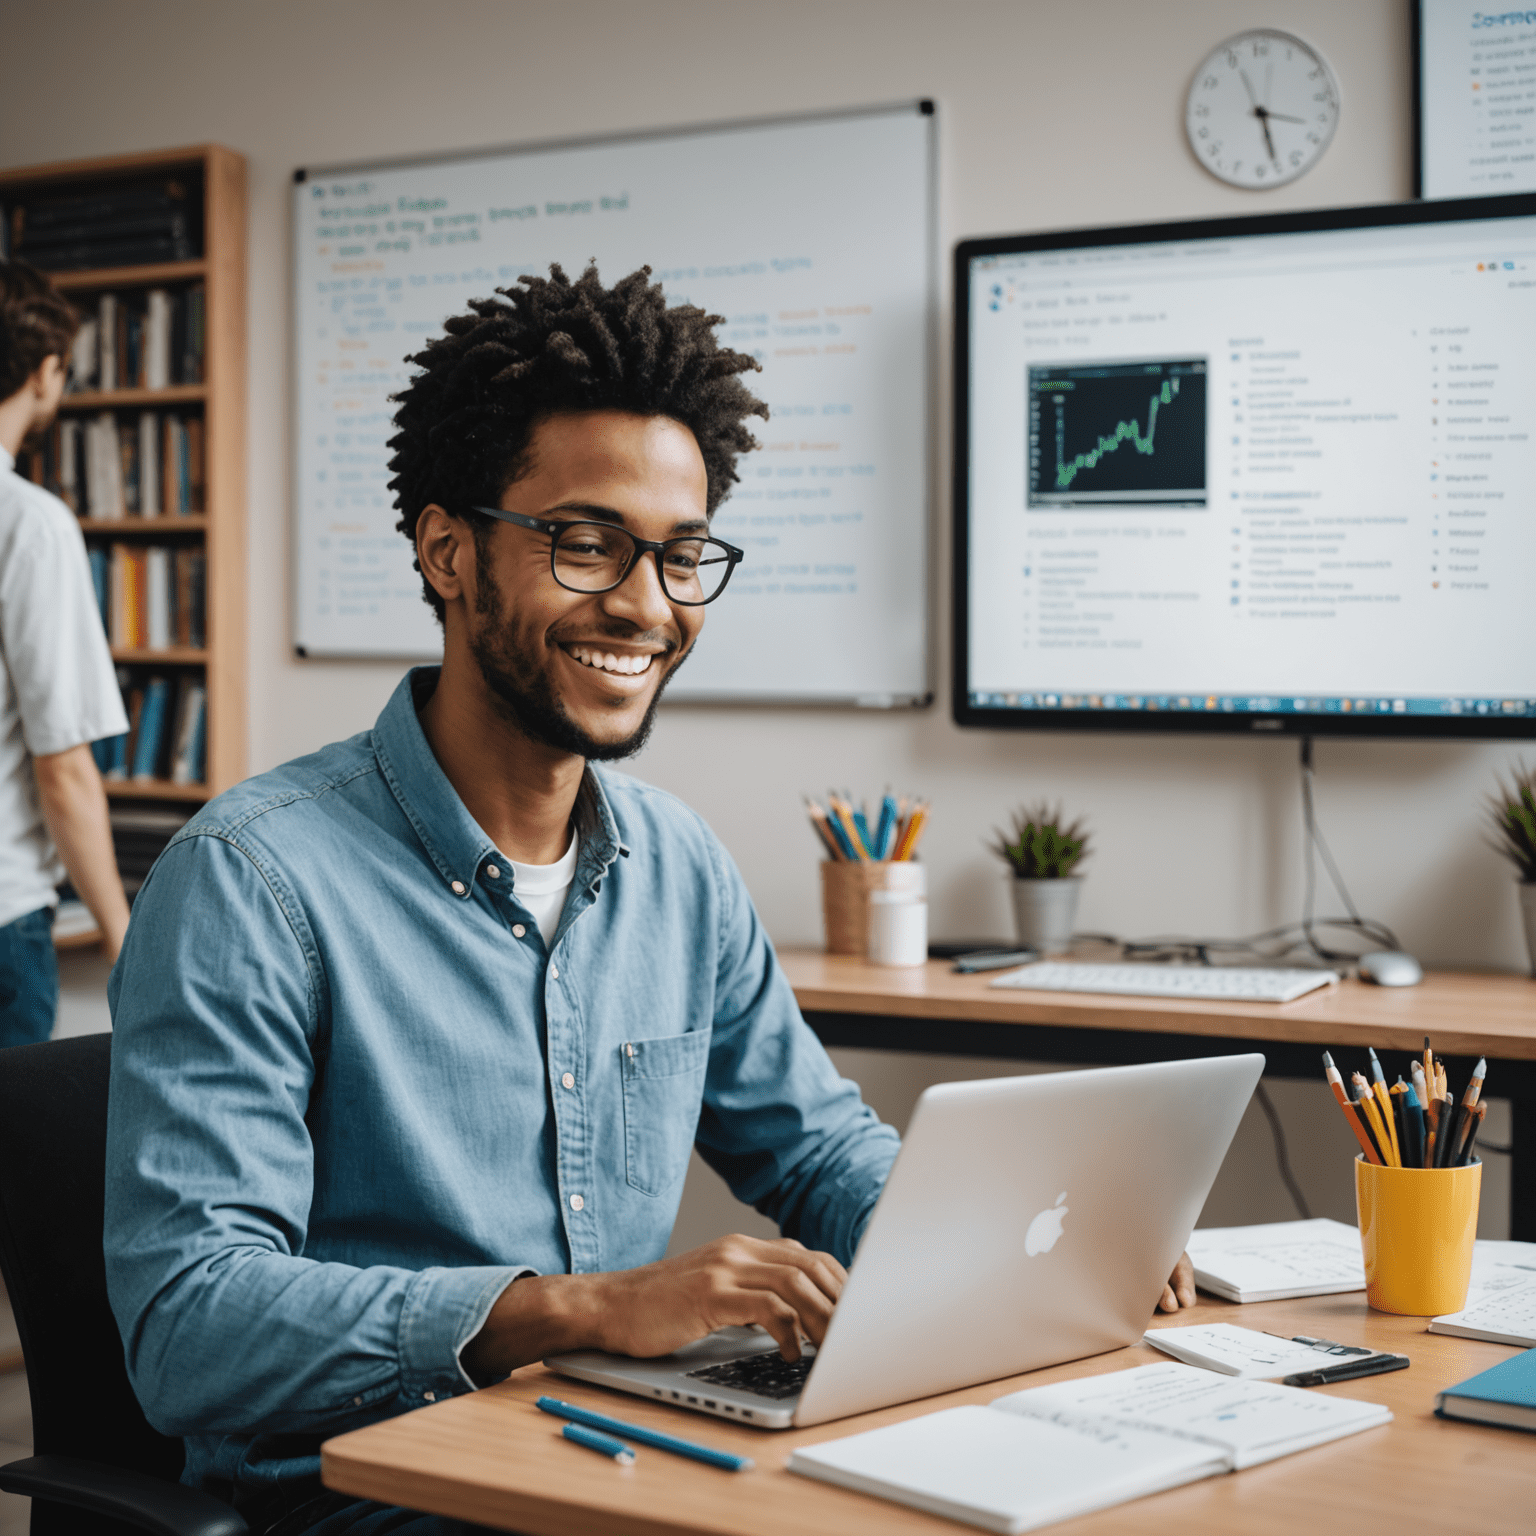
[1436,1347,1536,1433]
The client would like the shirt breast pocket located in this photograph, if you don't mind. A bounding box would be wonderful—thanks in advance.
[620,1030,710,1198]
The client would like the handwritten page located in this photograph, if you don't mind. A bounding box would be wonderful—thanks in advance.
[992,1362,1391,1470]
[1186,1218,1365,1301]
[1143,1323,1352,1379]
[789,1403,1223,1535]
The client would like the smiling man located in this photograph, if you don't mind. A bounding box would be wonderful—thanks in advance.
[101,266,910,1536]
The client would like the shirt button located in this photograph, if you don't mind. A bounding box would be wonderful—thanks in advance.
[450,880,465,895]
[486,864,500,879]
[352,1396,362,1407]
[569,1193,584,1212]
[551,965,560,979]
[423,1391,436,1402]
[561,1072,575,1090]
[512,924,526,938]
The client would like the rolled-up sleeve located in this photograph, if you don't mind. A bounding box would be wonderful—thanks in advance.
[104,832,526,1438]
[693,839,901,1266]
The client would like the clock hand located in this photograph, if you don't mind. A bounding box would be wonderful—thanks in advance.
[1239,69,1259,109]
[1254,105,1278,163]
[1266,112,1305,124]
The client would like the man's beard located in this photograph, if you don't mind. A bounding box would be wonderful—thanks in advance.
[467,564,685,762]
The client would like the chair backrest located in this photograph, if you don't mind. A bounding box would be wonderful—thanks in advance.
[0,1034,184,1490]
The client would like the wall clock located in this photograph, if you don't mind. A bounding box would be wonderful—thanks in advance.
[1185,30,1340,189]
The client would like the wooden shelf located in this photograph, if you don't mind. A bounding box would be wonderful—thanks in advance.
[47,258,207,293]
[110,647,207,664]
[104,778,210,803]
[79,516,207,535]
[59,384,205,411]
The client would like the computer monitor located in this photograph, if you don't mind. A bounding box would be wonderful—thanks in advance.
[953,194,1536,739]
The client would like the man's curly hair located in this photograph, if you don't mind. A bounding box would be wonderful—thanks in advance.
[388,263,768,622]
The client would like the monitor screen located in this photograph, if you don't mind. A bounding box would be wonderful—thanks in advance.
[953,195,1536,738]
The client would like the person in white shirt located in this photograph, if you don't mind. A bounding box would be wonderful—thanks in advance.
[0,261,130,1046]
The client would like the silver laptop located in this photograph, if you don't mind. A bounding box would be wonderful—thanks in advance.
[546,1053,1264,1429]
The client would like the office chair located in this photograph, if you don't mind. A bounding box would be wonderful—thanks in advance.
[0,1032,246,1535]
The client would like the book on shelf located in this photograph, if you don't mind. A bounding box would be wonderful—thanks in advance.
[64,286,205,393]
[110,805,192,895]
[106,544,206,650]
[5,175,201,272]
[35,410,202,517]
[787,1362,1392,1535]
[105,670,205,787]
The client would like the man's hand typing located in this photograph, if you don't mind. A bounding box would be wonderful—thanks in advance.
[461,1235,846,1385]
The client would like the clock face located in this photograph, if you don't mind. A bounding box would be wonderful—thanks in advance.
[1185,30,1340,189]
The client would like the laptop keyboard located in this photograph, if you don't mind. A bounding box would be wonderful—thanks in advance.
[685,1351,814,1400]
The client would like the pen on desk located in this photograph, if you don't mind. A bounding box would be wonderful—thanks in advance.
[561,1423,636,1465]
[1282,1353,1410,1388]
[1411,1064,1432,1166]
[1460,1101,1487,1167]
[1352,1074,1394,1167]
[535,1397,755,1472]
[1403,1083,1426,1171]
[803,798,843,861]
[1324,1053,1381,1164]
[873,792,898,861]
[1368,1049,1403,1168]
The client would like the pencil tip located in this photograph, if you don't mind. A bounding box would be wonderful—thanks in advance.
[1321,1051,1334,1068]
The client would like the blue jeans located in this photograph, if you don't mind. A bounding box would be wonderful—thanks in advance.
[0,905,57,1048]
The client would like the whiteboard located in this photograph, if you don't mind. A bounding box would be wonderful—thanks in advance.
[1418,0,1536,198]
[292,104,934,704]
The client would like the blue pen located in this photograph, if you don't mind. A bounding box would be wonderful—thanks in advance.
[536,1396,755,1472]
[873,793,897,860]
[562,1422,636,1465]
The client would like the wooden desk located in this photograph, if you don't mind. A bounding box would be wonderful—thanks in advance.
[322,1291,1529,1535]
[779,950,1536,1239]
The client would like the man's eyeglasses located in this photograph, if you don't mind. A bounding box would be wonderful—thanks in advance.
[465,507,744,607]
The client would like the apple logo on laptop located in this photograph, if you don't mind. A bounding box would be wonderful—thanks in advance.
[1025,1192,1068,1256]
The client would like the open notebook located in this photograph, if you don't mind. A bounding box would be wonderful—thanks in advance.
[787,1363,1390,1535]
[1429,1239,1536,1347]
[1185,1218,1365,1303]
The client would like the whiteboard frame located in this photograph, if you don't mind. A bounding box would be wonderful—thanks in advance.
[289,101,937,709]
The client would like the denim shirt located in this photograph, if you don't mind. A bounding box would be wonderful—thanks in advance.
[103,668,899,1502]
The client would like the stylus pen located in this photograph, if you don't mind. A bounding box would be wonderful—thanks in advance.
[562,1423,636,1465]
[1283,1353,1409,1388]
[536,1396,755,1472]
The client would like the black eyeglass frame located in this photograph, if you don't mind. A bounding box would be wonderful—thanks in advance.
[465,505,745,607]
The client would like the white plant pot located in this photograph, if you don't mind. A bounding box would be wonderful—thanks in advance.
[1010,877,1082,955]
[1521,882,1536,978]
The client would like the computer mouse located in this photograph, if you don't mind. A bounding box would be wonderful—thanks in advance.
[1357,951,1423,988]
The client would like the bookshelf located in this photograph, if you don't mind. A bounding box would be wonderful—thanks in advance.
[0,145,246,942]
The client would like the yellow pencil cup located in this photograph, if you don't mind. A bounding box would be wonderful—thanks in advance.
[1355,1155,1481,1315]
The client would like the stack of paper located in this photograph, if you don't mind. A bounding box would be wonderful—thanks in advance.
[788,1363,1390,1534]
[1429,1239,1536,1347]
[1185,1218,1365,1303]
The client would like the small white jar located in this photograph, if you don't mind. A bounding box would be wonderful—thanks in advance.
[867,887,928,967]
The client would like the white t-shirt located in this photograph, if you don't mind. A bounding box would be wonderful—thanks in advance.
[0,447,128,927]
[509,830,578,943]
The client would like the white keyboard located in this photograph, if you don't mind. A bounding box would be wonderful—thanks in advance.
[989,962,1339,1004]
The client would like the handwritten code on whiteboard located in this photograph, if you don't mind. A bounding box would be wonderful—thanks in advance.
[292,104,933,704]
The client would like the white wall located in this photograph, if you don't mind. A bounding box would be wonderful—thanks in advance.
[6,0,1524,1236]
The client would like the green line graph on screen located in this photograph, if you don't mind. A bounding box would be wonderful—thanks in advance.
[1055,375,1181,490]
[1026,358,1206,510]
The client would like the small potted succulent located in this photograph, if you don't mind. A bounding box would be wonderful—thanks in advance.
[1488,763,1536,975]
[990,802,1091,955]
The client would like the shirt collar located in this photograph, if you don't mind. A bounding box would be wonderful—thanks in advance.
[371,666,623,901]
[0,447,14,475]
